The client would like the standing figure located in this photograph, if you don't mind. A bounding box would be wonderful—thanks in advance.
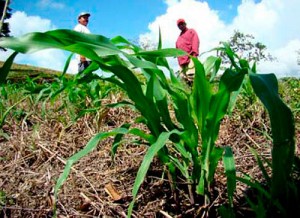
[176,18,200,85]
[74,12,91,72]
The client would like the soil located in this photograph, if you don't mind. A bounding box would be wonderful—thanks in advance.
[0,98,299,218]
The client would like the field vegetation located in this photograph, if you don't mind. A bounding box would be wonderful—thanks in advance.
[0,30,299,218]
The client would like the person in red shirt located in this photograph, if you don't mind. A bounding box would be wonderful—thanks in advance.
[176,18,200,85]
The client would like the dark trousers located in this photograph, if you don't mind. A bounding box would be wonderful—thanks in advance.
[78,61,91,72]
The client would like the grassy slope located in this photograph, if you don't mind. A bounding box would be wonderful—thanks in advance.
[0,61,63,81]
[0,61,61,74]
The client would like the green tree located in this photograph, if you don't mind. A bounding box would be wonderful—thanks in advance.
[218,30,275,64]
[0,0,12,51]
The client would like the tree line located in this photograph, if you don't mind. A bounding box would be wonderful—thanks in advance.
[0,0,11,51]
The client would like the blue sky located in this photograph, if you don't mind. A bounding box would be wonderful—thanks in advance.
[10,0,167,39]
[1,0,300,78]
[9,0,242,39]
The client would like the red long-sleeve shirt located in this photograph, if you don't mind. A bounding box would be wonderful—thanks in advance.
[176,28,200,66]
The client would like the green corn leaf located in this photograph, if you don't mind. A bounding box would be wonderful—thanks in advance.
[0,30,120,60]
[248,146,271,185]
[147,74,175,131]
[54,127,129,211]
[124,53,159,69]
[167,82,199,171]
[237,176,272,200]
[251,61,257,73]
[249,73,295,206]
[149,27,172,70]
[205,68,245,142]
[171,88,198,149]
[239,59,250,69]
[203,56,221,81]
[204,85,229,143]
[157,27,162,50]
[0,51,18,84]
[221,42,240,69]
[191,57,212,131]
[102,76,127,91]
[218,205,236,218]
[74,107,102,120]
[106,100,135,109]
[238,175,288,218]
[103,64,162,136]
[173,141,190,160]
[61,53,74,77]
[128,128,156,144]
[220,68,246,92]
[111,124,131,158]
[0,96,28,127]
[249,73,294,146]
[110,35,141,53]
[111,125,157,157]
[237,175,285,215]
[245,196,267,218]
[169,155,190,179]
[227,73,250,114]
[208,146,224,182]
[137,48,186,58]
[127,130,179,218]
[143,68,169,85]
[227,80,245,115]
[35,86,52,104]
[222,146,236,207]
[76,62,100,79]
[198,68,244,196]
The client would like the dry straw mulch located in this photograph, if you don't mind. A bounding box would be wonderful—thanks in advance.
[1,100,299,218]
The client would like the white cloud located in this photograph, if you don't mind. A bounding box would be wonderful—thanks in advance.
[258,39,300,78]
[68,59,79,74]
[139,0,228,72]
[231,0,278,41]
[13,49,68,71]
[9,11,56,36]
[0,11,71,73]
[139,0,300,78]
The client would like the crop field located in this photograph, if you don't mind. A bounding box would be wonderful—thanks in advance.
[0,30,299,217]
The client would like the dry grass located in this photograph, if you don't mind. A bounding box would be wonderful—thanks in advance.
[1,99,298,218]
[0,69,299,217]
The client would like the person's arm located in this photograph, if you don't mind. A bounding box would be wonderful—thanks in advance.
[191,30,200,56]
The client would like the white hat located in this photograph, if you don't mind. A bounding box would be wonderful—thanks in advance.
[78,12,90,19]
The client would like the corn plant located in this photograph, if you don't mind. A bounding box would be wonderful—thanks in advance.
[0,29,296,217]
[34,72,116,121]
[0,79,30,128]
[217,44,298,217]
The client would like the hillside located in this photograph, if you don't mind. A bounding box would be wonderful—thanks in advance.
[0,61,60,74]
[0,61,63,82]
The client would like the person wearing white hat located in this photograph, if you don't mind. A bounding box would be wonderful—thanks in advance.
[74,12,91,72]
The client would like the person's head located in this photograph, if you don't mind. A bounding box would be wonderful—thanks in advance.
[177,18,187,31]
[78,12,90,26]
